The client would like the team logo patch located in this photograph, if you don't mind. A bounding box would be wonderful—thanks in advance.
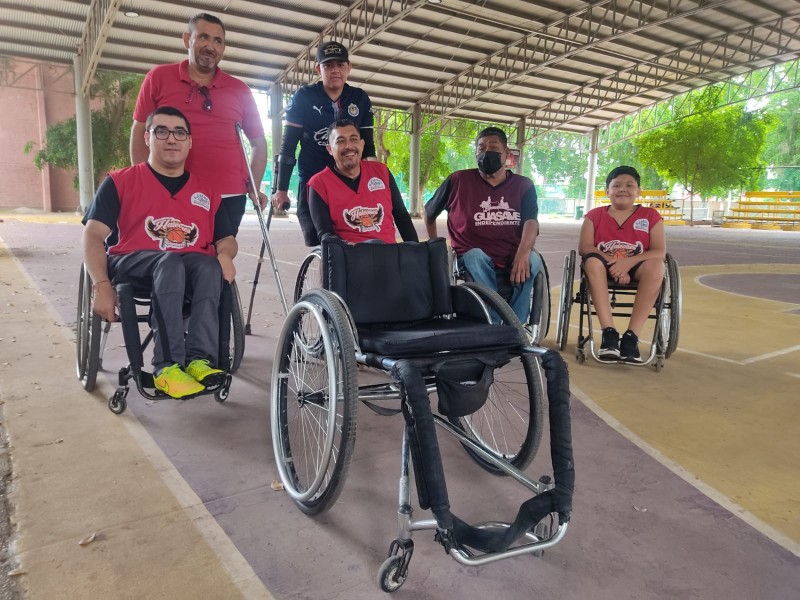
[473,195,520,226]
[347,103,359,117]
[598,239,644,257]
[367,177,386,192]
[343,205,384,232]
[633,218,649,232]
[191,192,211,211]
[145,216,199,250]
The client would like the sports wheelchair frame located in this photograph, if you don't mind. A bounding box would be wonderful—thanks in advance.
[271,237,574,592]
[555,250,681,371]
[76,264,245,413]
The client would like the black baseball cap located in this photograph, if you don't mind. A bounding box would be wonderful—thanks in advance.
[316,41,349,64]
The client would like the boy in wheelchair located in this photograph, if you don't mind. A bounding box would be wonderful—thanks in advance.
[306,119,418,243]
[579,166,665,361]
[423,126,542,324]
[82,106,238,399]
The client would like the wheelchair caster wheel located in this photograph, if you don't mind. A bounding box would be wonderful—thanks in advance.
[377,555,406,593]
[576,349,586,364]
[215,375,233,403]
[108,389,128,414]
[533,521,550,557]
[654,357,664,372]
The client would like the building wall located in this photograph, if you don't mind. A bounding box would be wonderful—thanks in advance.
[0,59,79,212]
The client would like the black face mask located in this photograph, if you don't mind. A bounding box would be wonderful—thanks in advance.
[477,151,504,175]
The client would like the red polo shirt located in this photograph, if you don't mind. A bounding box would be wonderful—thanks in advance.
[134,60,264,195]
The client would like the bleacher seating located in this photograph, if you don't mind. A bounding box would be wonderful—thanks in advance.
[723,191,800,231]
[593,189,685,225]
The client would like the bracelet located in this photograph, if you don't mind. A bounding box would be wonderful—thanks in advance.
[92,279,111,289]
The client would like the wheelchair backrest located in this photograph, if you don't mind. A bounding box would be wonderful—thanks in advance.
[322,237,452,324]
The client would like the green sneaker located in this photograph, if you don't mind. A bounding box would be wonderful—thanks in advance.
[186,359,225,387]
[154,364,205,399]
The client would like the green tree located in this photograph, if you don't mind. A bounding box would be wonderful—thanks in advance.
[525,132,587,199]
[598,140,664,191]
[635,86,772,224]
[25,70,144,188]
[760,90,800,190]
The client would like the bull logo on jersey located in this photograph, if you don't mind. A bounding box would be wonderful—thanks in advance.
[145,216,199,250]
[598,239,644,258]
[343,205,384,232]
[473,195,520,226]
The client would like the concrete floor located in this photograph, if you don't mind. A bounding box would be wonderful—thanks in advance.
[0,213,798,599]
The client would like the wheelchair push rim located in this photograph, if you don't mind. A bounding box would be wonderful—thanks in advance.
[271,290,358,513]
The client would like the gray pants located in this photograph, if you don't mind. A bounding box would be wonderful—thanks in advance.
[108,251,222,371]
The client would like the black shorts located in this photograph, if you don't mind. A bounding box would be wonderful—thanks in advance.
[220,195,247,237]
[582,252,644,281]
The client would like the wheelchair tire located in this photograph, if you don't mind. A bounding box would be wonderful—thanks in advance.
[293,248,323,304]
[271,289,358,515]
[229,281,245,373]
[528,255,551,343]
[663,253,681,359]
[76,265,102,392]
[449,282,544,473]
[556,250,576,351]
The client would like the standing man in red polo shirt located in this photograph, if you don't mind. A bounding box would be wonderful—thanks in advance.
[130,12,267,235]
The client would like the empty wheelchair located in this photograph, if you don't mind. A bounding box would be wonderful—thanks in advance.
[450,248,551,344]
[76,264,245,413]
[555,250,681,370]
[271,236,574,591]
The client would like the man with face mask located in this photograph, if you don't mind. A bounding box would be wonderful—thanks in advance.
[424,126,542,324]
[130,13,267,236]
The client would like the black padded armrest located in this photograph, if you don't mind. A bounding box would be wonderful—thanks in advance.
[322,237,452,324]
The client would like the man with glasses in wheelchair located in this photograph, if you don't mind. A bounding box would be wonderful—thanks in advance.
[423,126,542,325]
[307,119,418,243]
[579,166,665,362]
[83,106,238,399]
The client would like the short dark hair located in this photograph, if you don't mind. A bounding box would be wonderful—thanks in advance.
[188,13,225,36]
[146,106,191,134]
[605,165,641,188]
[327,119,360,143]
[476,126,508,147]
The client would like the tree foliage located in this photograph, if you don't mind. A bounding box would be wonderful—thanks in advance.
[25,70,144,188]
[759,90,800,190]
[635,86,773,204]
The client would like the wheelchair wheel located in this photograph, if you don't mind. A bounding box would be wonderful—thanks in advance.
[229,281,245,373]
[450,282,544,473]
[272,288,358,515]
[76,265,102,392]
[556,250,576,350]
[660,253,681,359]
[528,255,551,344]
[293,248,323,303]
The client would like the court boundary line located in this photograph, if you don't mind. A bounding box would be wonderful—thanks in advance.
[571,383,800,558]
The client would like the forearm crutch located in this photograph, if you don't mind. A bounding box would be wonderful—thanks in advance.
[235,123,288,332]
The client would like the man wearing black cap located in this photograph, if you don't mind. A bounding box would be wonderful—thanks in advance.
[424,126,542,325]
[272,41,375,246]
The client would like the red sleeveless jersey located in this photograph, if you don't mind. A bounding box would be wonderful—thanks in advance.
[308,161,397,243]
[108,163,221,256]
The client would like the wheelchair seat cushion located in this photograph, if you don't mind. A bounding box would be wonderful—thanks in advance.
[357,318,521,356]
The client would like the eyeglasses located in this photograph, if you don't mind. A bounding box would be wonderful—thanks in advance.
[148,127,190,141]
[186,85,213,112]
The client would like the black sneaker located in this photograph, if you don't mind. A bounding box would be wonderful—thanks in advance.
[599,327,620,359]
[620,330,641,362]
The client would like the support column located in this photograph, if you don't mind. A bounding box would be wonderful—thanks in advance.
[269,84,283,159]
[409,104,421,217]
[515,118,525,175]
[34,64,52,212]
[73,55,94,212]
[584,127,599,215]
